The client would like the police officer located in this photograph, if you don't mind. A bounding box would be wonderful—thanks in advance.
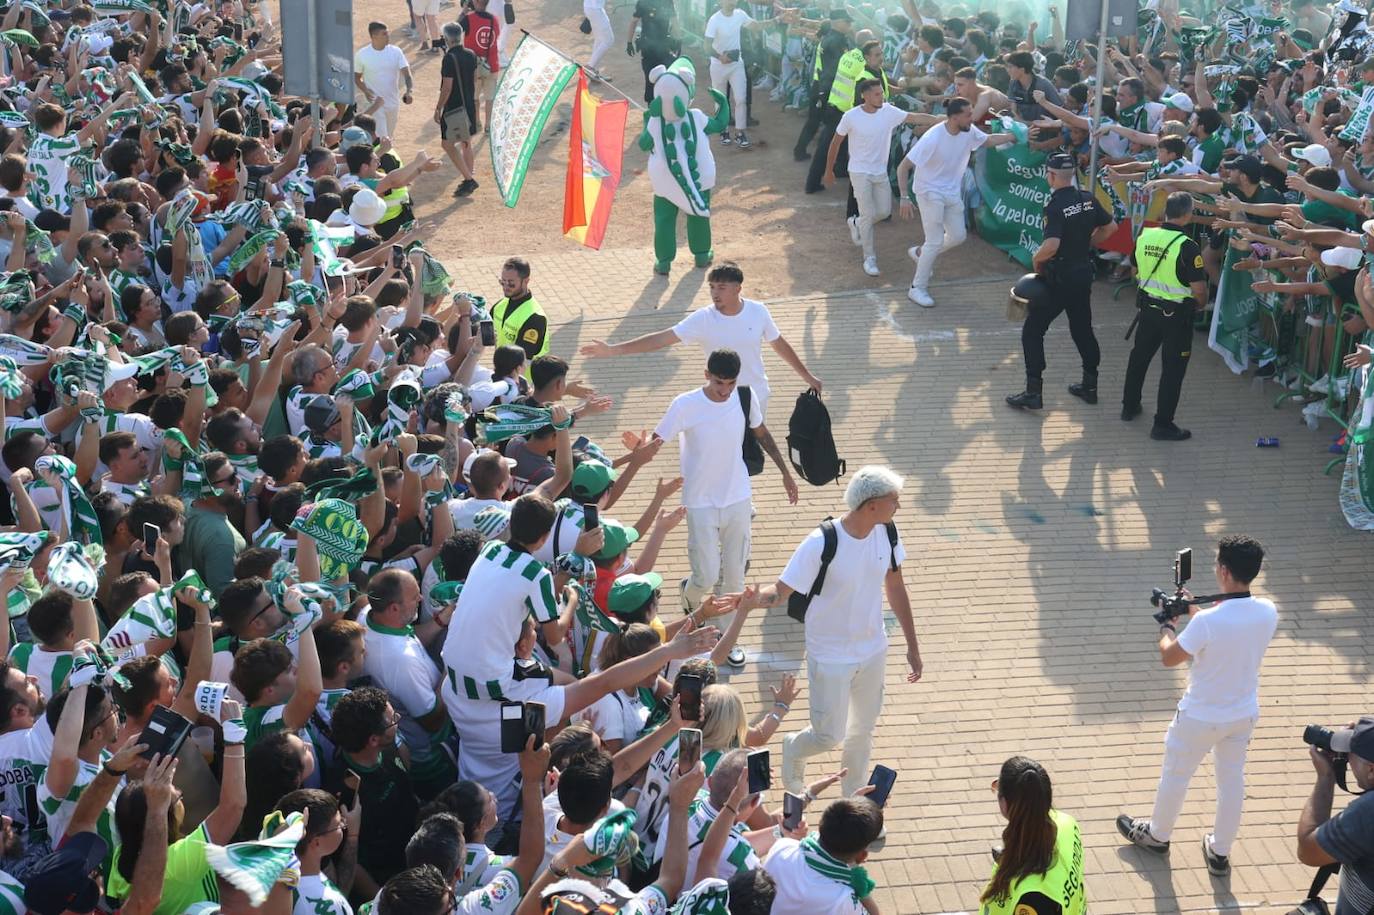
[793,9,853,164]
[804,29,878,194]
[491,256,549,361]
[1122,191,1208,441]
[1006,152,1115,410]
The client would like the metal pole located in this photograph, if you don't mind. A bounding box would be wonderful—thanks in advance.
[1086,0,1111,182]
[304,0,321,115]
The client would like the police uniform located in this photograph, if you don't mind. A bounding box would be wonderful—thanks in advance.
[491,292,549,361]
[805,47,887,193]
[1123,221,1207,439]
[794,12,852,169]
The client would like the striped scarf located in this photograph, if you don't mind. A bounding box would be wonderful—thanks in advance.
[670,878,730,914]
[289,499,369,581]
[0,334,51,366]
[0,356,25,398]
[162,427,213,498]
[206,812,305,908]
[35,455,101,544]
[0,531,49,574]
[477,404,573,445]
[46,541,99,599]
[799,836,875,903]
[227,228,281,276]
[0,271,35,314]
[219,76,286,120]
[371,372,421,447]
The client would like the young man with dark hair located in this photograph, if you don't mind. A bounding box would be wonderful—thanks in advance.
[763,796,883,913]
[647,350,796,667]
[11,591,99,701]
[274,788,361,914]
[491,256,547,362]
[1118,535,1276,877]
[229,589,322,752]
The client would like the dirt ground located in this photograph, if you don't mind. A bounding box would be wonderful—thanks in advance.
[357,0,1024,300]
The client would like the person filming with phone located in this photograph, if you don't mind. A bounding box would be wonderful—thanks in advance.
[1117,535,1277,877]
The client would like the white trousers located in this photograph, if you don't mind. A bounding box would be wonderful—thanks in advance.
[584,3,614,69]
[783,650,887,797]
[374,104,401,140]
[851,172,892,259]
[1149,709,1257,856]
[709,58,749,131]
[911,190,967,290]
[684,497,752,613]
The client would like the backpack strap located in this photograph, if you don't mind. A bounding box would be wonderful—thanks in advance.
[738,385,751,422]
[885,522,899,572]
[808,518,838,599]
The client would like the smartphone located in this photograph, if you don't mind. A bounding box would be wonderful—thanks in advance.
[523,701,546,749]
[866,764,897,807]
[678,727,702,773]
[782,791,804,830]
[746,749,771,794]
[244,176,263,200]
[582,503,600,530]
[676,673,702,722]
[499,701,526,753]
[143,522,160,554]
[572,435,591,452]
[391,244,404,269]
[479,319,496,347]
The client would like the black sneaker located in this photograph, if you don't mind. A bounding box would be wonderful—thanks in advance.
[1116,814,1170,853]
[736,133,751,149]
[1068,383,1098,404]
[1203,834,1230,877]
[793,148,810,162]
[454,179,478,197]
[1122,404,1143,421]
[1150,423,1192,442]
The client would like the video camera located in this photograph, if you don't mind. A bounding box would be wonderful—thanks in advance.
[1149,547,1251,624]
[1303,724,1364,795]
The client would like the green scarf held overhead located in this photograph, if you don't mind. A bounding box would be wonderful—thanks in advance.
[155,139,196,167]
[0,334,50,366]
[206,811,305,908]
[1,28,37,47]
[477,403,575,445]
[290,499,369,581]
[35,456,101,545]
[103,569,211,650]
[799,836,875,903]
[410,246,452,297]
[162,427,215,498]
[0,271,34,314]
[0,111,29,132]
[227,230,281,276]
[371,371,422,447]
[304,466,377,502]
[219,76,287,120]
[333,368,375,401]
[92,0,158,14]
[671,878,731,915]
[576,808,639,877]
[285,280,321,315]
[207,35,248,67]
[47,540,99,598]
[0,531,49,574]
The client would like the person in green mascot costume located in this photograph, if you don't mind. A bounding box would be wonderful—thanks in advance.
[638,57,730,276]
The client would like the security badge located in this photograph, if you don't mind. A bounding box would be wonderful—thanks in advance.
[522,328,540,344]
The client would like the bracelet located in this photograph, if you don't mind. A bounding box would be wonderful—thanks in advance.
[269,259,285,269]
[766,712,782,725]
[101,762,126,777]
[1159,623,1177,634]
[773,701,789,712]
[803,790,816,804]
[723,803,738,814]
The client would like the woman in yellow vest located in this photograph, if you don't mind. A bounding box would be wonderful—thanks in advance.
[981,756,1087,915]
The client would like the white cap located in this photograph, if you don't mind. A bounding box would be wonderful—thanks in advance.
[1294,143,1333,168]
[462,448,517,480]
[348,188,387,228]
[102,360,139,392]
[1164,92,1194,113]
[1321,246,1363,269]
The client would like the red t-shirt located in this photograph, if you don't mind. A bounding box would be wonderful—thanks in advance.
[460,10,501,72]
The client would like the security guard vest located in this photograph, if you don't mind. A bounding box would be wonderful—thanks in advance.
[1134,226,1193,303]
[980,809,1086,915]
[492,294,549,359]
[827,52,889,111]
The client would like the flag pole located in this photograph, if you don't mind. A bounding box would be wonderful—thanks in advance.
[520,29,648,110]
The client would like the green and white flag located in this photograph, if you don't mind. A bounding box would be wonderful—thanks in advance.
[477,403,574,444]
[1342,86,1374,142]
[206,811,305,907]
[489,35,578,207]
[1340,363,1374,530]
[1208,246,1277,373]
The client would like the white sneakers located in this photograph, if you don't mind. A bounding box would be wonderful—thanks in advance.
[907,245,922,263]
[863,257,880,276]
[847,216,861,246]
[908,286,934,307]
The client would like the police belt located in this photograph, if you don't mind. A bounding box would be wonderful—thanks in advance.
[1126,295,1193,340]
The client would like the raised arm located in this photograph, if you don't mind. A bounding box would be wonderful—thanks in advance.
[580,328,681,358]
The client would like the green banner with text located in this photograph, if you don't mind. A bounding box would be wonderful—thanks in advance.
[973,143,1050,270]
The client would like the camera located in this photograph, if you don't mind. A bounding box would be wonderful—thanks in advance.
[1303,724,1344,758]
[1150,548,1193,623]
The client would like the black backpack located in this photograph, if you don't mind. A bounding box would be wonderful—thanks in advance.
[786,388,845,486]
[787,518,899,623]
[739,385,765,476]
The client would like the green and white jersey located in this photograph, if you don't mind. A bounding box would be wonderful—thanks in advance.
[108,268,143,309]
[307,687,350,764]
[302,433,341,460]
[531,499,589,564]
[0,722,53,848]
[632,733,724,861]
[285,385,314,438]
[10,478,63,535]
[439,541,557,686]
[26,133,82,213]
[4,413,53,441]
[292,872,352,915]
[457,842,510,894]
[653,793,760,882]
[7,644,73,701]
[0,869,23,915]
[37,752,115,848]
[76,410,162,479]
[100,476,152,506]
[242,703,289,752]
[454,868,523,915]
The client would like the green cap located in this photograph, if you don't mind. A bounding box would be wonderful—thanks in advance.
[572,461,617,500]
[594,519,640,559]
[607,572,663,616]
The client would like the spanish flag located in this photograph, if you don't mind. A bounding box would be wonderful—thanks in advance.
[563,70,628,250]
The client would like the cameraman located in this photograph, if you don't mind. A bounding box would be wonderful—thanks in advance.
[1297,719,1374,914]
[1117,536,1278,877]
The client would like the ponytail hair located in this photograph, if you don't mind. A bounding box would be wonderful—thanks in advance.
[980,756,1056,906]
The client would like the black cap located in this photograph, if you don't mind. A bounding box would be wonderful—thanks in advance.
[1222,154,1263,182]
[1046,152,1076,170]
[24,832,107,915]
[829,9,852,20]
[1330,717,1374,760]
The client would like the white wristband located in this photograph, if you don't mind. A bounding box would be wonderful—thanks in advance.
[222,719,248,745]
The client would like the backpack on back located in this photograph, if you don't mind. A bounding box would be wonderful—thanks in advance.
[787,518,899,623]
[786,389,845,486]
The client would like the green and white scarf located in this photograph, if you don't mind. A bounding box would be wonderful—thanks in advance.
[333,368,375,401]
[576,808,638,877]
[799,836,875,903]
[371,371,421,446]
[290,499,369,581]
[0,355,26,398]
[0,271,35,314]
[206,811,305,907]
[477,404,573,445]
[0,531,49,574]
[47,540,99,598]
[671,878,730,914]
[218,76,286,120]
[102,568,213,650]
[35,455,101,544]
[227,228,281,276]
[0,334,51,366]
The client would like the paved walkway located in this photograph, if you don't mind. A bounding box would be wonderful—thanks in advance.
[493,252,1374,914]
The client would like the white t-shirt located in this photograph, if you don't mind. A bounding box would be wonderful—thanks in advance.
[360,610,443,755]
[779,521,905,665]
[449,496,507,532]
[354,44,410,107]
[440,541,559,684]
[293,873,352,915]
[654,387,761,510]
[671,300,781,411]
[532,499,588,564]
[763,838,866,915]
[576,689,649,745]
[1175,595,1277,722]
[704,9,753,54]
[905,121,988,197]
[836,104,909,175]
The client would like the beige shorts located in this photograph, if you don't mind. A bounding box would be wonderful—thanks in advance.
[413,0,441,14]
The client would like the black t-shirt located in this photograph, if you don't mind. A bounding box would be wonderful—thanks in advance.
[633,0,675,50]
[326,746,420,885]
[440,46,479,120]
[1043,186,1111,265]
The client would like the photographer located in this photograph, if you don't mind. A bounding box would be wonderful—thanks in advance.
[1297,719,1374,915]
[1118,536,1278,877]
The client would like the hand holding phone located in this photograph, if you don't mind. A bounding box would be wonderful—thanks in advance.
[143,522,160,554]
[866,764,897,807]
[783,791,804,831]
[479,319,496,346]
[678,727,702,774]
[676,673,702,722]
[746,749,770,794]
[582,503,600,530]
